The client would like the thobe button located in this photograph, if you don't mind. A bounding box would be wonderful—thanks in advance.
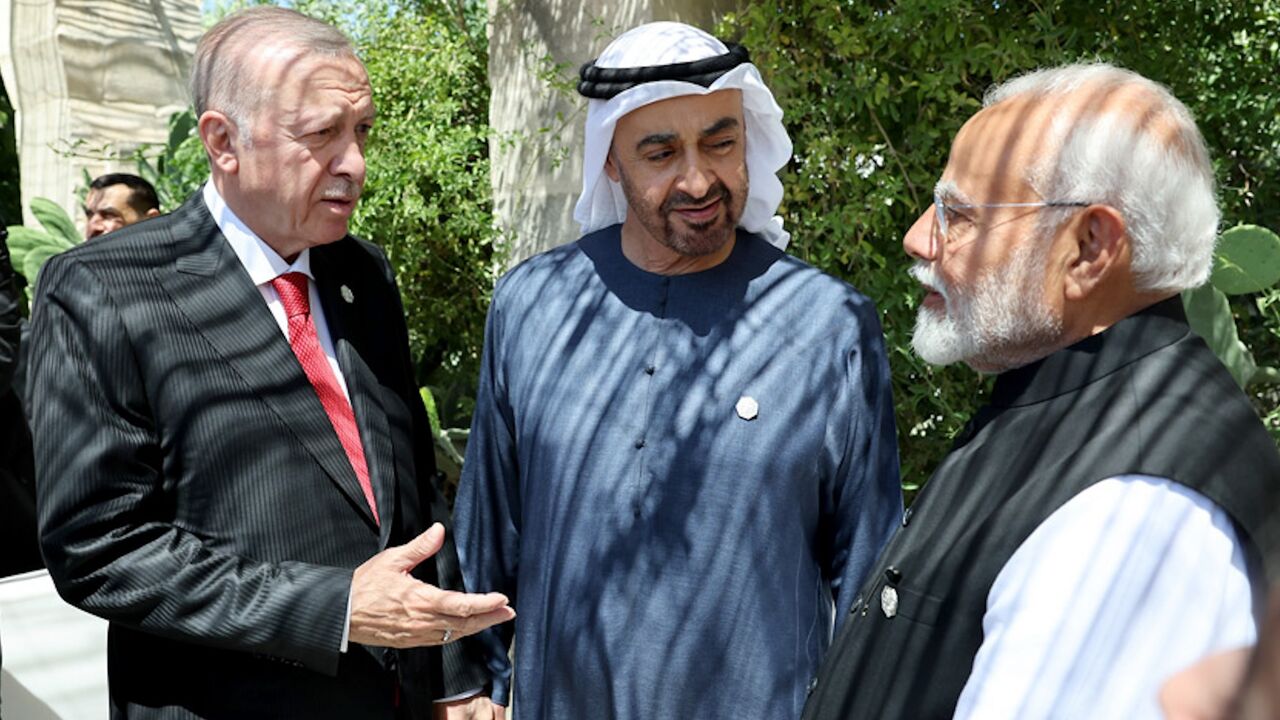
[644,365,655,375]
[634,438,646,449]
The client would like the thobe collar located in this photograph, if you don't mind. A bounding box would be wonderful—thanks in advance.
[579,224,782,328]
[990,296,1190,409]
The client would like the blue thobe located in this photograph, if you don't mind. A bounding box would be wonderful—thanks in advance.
[455,225,901,719]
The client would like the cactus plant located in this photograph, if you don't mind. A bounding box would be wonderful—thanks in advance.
[1183,224,1280,389]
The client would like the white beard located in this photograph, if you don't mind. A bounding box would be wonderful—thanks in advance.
[909,240,1063,373]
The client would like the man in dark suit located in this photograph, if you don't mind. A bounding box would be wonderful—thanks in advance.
[0,230,39,582]
[27,7,512,718]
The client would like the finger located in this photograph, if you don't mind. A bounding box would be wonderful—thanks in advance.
[447,605,517,638]
[420,587,510,617]
[395,523,445,570]
[494,704,506,720]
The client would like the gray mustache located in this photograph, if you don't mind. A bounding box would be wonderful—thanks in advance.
[320,181,360,202]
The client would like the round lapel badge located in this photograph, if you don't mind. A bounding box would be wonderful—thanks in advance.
[735,395,759,421]
[881,585,898,619]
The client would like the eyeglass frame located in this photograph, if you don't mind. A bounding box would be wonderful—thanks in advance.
[931,193,1091,252]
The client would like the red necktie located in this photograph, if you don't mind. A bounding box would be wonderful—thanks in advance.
[271,272,379,525]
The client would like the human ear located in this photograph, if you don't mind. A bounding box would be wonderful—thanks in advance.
[198,111,240,175]
[1064,205,1127,300]
[604,148,620,183]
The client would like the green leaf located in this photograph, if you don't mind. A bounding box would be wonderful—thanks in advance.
[21,245,65,287]
[420,386,441,436]
[29,198,80,246]
[167,110,197,153]
[1210,224,1280,295]
[1182,284,1256,388]
[5,224,74,285]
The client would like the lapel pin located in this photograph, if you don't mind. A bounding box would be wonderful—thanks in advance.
[340,285,355,304]
[735,395,759,421]
[881,585,898,618]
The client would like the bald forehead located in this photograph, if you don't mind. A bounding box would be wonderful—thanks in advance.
[945,82,1178,195]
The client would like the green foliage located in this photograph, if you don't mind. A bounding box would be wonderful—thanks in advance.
[1184,223,1280,390]
[0,76,18,226]
[1184,283,1258,389]
[1212,225,1280,296]
[721,1,1280,489]
[134,111,207,213]
[347,1,502,425]
[5,198,79,295]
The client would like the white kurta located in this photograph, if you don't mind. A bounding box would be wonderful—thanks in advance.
[955,474,1255,720]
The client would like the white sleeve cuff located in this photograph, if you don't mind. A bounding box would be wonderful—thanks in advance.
[435,687,485,703]
[339,583,353,653]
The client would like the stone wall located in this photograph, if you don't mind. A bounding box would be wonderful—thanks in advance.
[0,0,201,230]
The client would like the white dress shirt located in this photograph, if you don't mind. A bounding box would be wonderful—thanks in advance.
[954,474,1256,720]
[202,182,358,651]
[202,182,349,402]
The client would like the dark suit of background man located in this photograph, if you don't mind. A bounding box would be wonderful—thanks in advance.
[28,7,513,719]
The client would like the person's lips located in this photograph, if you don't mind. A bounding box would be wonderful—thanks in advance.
[320,196,358,215]
[671,197,722,224]
[920,287,945,310]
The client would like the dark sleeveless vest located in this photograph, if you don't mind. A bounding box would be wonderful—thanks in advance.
[802,298,1280,720]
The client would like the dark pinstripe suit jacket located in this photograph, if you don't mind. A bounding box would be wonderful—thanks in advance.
[28,192,487,719]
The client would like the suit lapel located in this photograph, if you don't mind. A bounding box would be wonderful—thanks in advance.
[155,195,378,529]
[312,249,398,548]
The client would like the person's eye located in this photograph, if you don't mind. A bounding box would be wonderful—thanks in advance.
[645,149,674,162]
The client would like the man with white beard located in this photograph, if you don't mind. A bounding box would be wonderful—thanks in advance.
[802,63,1280,720]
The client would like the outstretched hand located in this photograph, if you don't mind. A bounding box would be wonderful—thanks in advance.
[348,523,514,648]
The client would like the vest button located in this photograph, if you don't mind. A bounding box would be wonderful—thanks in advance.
[807,677,818,695]
[902,507,913,527]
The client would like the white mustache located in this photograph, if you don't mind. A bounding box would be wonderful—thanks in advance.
[909,261,950,305]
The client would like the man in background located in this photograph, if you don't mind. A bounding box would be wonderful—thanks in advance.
[83,172,160,240]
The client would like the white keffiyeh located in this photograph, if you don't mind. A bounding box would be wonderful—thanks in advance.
[573,22,794,249]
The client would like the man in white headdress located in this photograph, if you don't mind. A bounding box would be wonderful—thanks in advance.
[455,22,902,719]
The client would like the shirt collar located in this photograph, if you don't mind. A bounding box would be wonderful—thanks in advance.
[202,181,313,286]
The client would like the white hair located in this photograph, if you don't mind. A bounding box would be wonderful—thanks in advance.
[984,63,1219,292]
[191,6,356,142]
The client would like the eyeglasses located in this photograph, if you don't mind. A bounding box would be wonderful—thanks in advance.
[932,193,1090,252]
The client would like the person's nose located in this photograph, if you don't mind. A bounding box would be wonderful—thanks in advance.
[86,215,107,239]
[903,207,937,261]
[675,152,715,200]
[331,134,366,186]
